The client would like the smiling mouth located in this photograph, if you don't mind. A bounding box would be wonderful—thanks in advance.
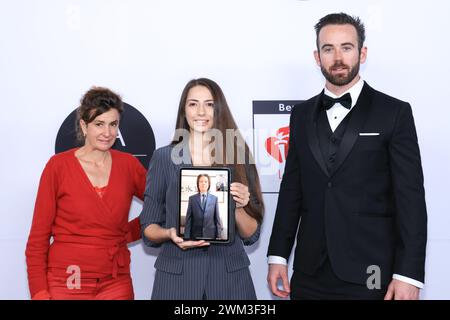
[194,120,209,125]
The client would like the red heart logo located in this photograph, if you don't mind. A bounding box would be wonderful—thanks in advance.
[265,126,290,163]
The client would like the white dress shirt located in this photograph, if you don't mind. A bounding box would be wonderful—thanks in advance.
[268,78,424,289]
[324,77,364,132]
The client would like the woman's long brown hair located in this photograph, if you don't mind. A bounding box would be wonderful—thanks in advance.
[171,78,264,224]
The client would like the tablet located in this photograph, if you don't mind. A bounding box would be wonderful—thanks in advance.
[178,167,231,243]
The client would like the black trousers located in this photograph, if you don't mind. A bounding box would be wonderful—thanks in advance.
[290,256,387,300]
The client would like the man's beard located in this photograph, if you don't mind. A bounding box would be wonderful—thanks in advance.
[321,60,360,86]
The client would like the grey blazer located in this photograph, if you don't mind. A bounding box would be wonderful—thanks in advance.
[140,144,260,300]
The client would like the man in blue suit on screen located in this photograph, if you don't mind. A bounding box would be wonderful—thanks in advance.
[185,174,223,240]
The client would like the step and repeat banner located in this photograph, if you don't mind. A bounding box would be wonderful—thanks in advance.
[1,0,449,299]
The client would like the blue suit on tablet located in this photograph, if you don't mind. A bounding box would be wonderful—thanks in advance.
[184,174,223,239]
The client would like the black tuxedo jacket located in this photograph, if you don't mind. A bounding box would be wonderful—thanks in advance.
[267,82,427,285]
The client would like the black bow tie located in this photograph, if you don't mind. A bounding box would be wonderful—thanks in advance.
[322,92,352,110]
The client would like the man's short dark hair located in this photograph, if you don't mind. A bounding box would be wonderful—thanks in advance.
[314,13,366,52]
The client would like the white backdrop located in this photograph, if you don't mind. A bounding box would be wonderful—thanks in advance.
[1,0,449,299]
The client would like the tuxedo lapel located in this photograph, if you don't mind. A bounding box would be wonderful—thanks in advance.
[306,91,330,177]
[329,82,375,177]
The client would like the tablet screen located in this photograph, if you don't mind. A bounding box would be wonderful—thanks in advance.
[178,167,231,243]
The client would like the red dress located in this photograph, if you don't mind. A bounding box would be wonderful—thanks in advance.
[25,148,147,299]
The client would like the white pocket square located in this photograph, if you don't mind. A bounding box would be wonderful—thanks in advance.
[359,133,380,136]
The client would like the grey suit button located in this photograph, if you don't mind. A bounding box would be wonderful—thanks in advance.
[328,182,332,188]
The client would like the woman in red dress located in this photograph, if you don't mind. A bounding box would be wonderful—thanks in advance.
[25,87,147,300]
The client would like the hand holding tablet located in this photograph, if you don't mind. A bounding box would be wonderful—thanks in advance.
[167,227,210,250]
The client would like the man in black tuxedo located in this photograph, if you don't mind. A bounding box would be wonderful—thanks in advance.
[267,13,427,300]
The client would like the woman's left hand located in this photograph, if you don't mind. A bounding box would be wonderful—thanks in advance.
[230,182,250,208]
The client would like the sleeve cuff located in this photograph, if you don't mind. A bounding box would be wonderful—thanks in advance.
[32,289,51,300]
[392,274,424,289]
[267,255,287,265]
[126,217,141,243]
[242,223,261,246]
[140,222,162,248]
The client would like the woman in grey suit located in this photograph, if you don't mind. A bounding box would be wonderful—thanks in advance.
[140,78,264,300]
[184,174,223,240]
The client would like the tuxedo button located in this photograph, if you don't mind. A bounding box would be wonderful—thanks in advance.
[330,136,337,143]
[328,182,332,188]
[328,156,335,163]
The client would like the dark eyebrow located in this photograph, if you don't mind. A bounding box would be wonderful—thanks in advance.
[321,43,355,50]
[93,119,118,124]
[187,99,214,102]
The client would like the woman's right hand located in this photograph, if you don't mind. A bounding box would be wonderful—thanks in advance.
[167,228,210,250]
